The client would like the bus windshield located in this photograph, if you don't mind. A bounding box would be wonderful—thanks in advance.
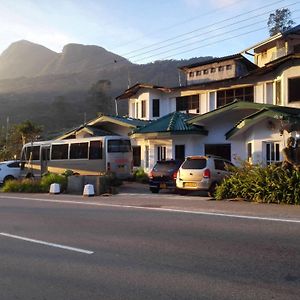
[108,139,131,153]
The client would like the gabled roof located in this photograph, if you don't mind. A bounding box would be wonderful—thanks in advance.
[116,83,171,100]
[242,24,300,53]
[131,111,207,138]
[226,105,300,139]
[186,100,270,125]
[57,114,149,139]
[179,53,257,71]
[88,114,149,128]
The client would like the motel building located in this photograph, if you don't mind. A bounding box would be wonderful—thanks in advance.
[59,25,300,173]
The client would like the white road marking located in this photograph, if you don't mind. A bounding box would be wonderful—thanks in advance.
[0,195,300,224]
[0,232,94,255]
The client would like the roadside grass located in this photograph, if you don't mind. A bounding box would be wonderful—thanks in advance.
[215,163,300,204]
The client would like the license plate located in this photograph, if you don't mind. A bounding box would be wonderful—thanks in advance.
[184,182,196,187]
[160,183,167,189]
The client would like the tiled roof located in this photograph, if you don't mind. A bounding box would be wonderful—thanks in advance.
[132,112,207,136]
[225,105,300,139]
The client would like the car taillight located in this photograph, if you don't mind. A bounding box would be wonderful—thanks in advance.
[173,171,178,180]
[149,171,154,179]
[203,168,211,179]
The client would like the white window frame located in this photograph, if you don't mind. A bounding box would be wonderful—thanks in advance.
[265,142,280,165]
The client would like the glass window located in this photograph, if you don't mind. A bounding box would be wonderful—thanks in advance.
[226,64,232,70]
[218,66,224,72]
[51,144,69,160]
[181,158,206,169]
[288,77,300,102]
[8,161,20,168]
[70,142,88,159]
[189,72,194,77]
[157,146,166,161]
[211,68,216,73]
[89,141,102,159]
[176,95,199,111]
[265,142,280,165]
[152,99,160,117]
[196,70,201,76]
[203,69,209,74]
[108,139,131,153]
[141,100,146,118]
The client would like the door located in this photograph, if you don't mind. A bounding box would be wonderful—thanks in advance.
[41,145,50,175]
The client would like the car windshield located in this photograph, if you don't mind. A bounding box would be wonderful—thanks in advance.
[153,161,181,173]
[181,158,206,169]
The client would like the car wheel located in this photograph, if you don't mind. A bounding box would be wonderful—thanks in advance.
[150,187,159,193]
[208,182,218,198]
[3,175,15,184]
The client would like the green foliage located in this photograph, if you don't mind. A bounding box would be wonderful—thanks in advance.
[133,168,149,183]
[40,173,68,192]
[215,162,300,204]
[1,173,67,193]
[2,178,43,193]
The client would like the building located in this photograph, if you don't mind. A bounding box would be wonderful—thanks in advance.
[114,24,300,172]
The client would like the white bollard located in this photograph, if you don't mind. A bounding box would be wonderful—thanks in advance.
[83,184,95,197]
[49,183,61,194]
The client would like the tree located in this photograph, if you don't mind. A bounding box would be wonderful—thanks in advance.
[0,121,43,160]
[268,8,295,36]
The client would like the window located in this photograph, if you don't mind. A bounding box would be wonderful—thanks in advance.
[89,140,102,159]
[51,144,68,160]
[211,67,216,73]
[247,143,252,163]
[8,161,20,168]
[214,159,226,171]
[205,144,231,161]
[203,69,209,74]
[217,86,254,107]
[175,145,185,161]
[157,146,166,161]
[141,100,146,118]
[29,146,40,160]
[70,142,88,159]
[176,94,199,111]
[218,66,224,72]
[196,70,201,76]
[226,64,232,70]
[275,80,281,105]
[132,146,141,167]
[135,102,139,118]
[182,158,206,169]
[189,72,194,77]
[107,139,131,153]
[145,145,149,168]
[265,142,280,165]
[152,99,160,117]
[288,77,300,102]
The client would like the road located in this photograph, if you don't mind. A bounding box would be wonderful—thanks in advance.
[0,192,299,300]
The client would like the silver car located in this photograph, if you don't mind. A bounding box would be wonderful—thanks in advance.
[176,155,233,196]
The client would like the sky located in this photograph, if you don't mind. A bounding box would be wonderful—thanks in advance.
[0,0,299,64]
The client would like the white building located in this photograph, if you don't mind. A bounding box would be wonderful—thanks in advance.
[114,25,300,172]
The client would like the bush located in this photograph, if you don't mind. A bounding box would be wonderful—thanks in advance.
[2,178,43,193]
[215,162,300,204]
[133,168,149,183]
[1,173,68,193]
[40,173,68,192]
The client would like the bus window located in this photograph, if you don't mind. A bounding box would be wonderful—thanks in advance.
[31,146,40,160]
[70,142,88,159]
[108,139,131,153]
[89,141,103,159]
[51,144,69,160]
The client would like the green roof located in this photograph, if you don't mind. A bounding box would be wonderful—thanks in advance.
[226,106,300,139]
[131,112,207,137]
[187,100,271,125]
[88,114,150,128]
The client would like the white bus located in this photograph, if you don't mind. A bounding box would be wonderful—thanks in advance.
[20,136,133,179]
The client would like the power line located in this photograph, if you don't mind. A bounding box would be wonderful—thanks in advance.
[121,0,288,57]
[125,4,298,61]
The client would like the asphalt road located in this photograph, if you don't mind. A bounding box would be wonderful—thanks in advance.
[0,194,299,300]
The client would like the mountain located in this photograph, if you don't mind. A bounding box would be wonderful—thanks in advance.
[0,40,212,136]
[0,40,58,79]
